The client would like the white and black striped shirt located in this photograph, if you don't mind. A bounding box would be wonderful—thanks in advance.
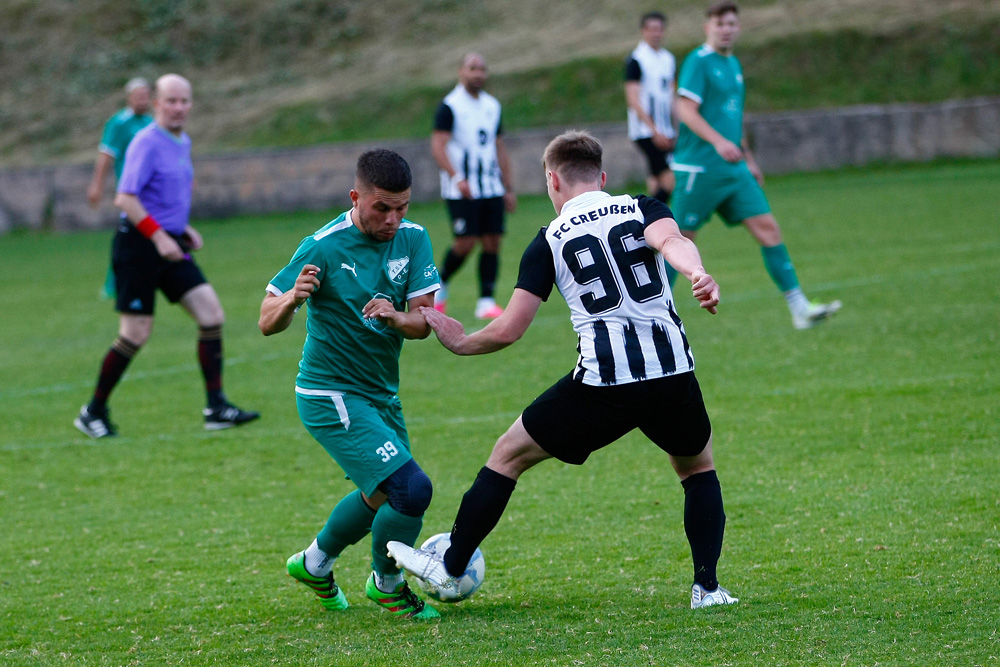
[515,191,693,386]
[434,85,506,200]
[624,41,677,141]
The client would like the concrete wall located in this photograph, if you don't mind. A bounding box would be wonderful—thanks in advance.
[1,97,997,234]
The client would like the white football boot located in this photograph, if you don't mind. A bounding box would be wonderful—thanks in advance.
[792,299,842,330]
[386,541,462,601]
[691,583,739,609]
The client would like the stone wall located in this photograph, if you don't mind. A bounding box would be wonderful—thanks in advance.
[1,97,997,234]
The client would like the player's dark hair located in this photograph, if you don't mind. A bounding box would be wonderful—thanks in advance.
[640,11,667,28]
[543,131,603,185]
[356,149,412,193]
[706,1,739,18]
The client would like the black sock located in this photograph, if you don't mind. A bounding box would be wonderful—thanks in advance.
[653,187,671,204]
[444,467,517,577]
[440,248,467,284]
[198,325,224,407]
[681,470,726,590]
[89,337,139,413]
[478,252,498,298]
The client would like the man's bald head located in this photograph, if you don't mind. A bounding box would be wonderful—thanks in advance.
[458,53,488,95]
[153,73,193,135]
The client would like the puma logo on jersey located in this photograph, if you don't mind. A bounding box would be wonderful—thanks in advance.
[341,262,357,277]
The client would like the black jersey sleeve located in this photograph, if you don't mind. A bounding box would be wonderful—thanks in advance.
[433,102,454,132]
[637,194,674,229]
[624,57,642,82]
[514,228,556,301]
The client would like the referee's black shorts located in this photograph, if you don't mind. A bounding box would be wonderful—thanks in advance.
[521,371,711,464]
[112,222,207,315]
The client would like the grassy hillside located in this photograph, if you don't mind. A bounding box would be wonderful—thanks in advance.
[1,0,998,166]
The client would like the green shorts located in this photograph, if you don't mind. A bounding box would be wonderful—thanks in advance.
[670,164,771,232]
[295,387,413,497]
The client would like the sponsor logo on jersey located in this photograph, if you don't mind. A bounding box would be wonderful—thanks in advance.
[387,257,409,285]
[363,292,395,334]
[341,262,358,277]
[424,263,439,280]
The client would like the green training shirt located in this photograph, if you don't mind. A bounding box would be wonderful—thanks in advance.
[267,211,440,401]
[673,45,746,175]
[98,108,154,180]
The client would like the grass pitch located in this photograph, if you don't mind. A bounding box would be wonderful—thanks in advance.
[1,159,998,665]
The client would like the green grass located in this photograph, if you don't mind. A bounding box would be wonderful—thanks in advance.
[2,159,999,665]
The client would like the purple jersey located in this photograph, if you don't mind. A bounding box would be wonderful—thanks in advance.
[118,124,194,234]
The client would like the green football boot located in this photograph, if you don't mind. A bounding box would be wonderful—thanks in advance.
[365,573,440,619]
[286,551,349,611]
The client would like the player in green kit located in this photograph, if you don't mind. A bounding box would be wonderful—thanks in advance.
[259,149,442,620]
[671,1,841,330]
[88,78,154,299]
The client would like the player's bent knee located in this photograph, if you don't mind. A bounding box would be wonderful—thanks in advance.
[382,459,433,517]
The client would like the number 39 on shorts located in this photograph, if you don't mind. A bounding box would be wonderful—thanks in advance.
[375,441,399,462]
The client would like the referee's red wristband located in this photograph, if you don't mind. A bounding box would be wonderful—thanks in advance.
[136,215,161,239]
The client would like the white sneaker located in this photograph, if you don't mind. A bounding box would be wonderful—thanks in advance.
[792,299,842,330]
[386,540,462,601]
[691,583,739,609]
[474,297,504,320]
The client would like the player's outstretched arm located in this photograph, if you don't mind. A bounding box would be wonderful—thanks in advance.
[259,265,321,335]
[644,218,720,314]
[420,288,543,355]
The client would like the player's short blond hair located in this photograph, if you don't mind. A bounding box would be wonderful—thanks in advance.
[543,131,603,185]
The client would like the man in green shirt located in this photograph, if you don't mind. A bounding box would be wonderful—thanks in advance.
[259,149,442,620]
[671,1,841,330]
[88,77,154,299]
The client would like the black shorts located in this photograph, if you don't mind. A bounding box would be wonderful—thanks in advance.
[521,371,711,465]
[445,197,506,237]
[112,222,207,315]
[634,138,672,177]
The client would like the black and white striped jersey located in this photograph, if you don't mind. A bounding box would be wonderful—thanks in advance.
[434,84,506,200]
[624,41,677,141]
[515,191,694,386]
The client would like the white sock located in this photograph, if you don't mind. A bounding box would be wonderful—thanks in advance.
[303,539,334,577]
[784,287,809,314]
[435,284,448,302]
[374,570,404,593]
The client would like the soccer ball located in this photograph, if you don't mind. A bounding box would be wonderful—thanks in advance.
[415,532,485,603]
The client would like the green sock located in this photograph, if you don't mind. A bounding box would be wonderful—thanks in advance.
[370,503,423,574]
[316,489,377,558]
[761,244,801,292]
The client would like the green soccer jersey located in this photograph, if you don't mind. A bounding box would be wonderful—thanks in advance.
[673,45,746,175]
[267,211,440,401]
[99,108,154,180]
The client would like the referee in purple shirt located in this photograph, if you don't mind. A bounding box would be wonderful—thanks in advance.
[74,74,259,439]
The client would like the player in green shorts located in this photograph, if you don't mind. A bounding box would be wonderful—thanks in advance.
[671,1,841,330]
[88,78,154,299]
[259,149,442,620]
